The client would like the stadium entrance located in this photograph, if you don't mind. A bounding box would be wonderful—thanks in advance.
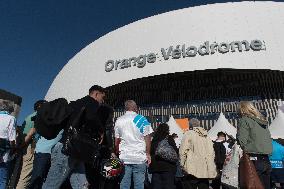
[106,69,284,129]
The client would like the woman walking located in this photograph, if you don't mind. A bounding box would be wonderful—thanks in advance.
[179,118,217,189]
[149,123,178,189]
[237,101,272,189]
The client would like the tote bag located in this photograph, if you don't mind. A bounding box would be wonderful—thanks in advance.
[221,144,241,188]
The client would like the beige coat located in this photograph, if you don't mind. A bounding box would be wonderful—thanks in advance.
[179,127,217,178]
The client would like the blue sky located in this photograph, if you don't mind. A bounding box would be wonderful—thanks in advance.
[0,0,280,123]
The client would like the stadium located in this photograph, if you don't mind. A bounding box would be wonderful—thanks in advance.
[45,1,284,129]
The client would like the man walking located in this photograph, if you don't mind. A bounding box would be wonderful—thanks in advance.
[211,132,228,189]
[16,100,46,189]
[28,130,63,189]
[114,100,153,189]
[42,85,106,189]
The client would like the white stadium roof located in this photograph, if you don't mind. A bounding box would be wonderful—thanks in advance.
[45,1,284,101]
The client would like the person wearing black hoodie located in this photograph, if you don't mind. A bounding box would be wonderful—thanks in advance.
[149,123,178,189]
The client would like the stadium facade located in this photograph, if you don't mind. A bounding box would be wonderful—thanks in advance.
[45,1,284,129]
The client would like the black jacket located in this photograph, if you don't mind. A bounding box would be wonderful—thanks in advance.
[96,104,114,154]
[149,135,178,173]
[85,105,116,188]
[61,96,103,142]
[68,96,115,151]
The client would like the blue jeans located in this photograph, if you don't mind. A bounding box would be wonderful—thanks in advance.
[0,162,8,189]
[42,142,88,189]
[120,163,146,189]
[29,153,51,189]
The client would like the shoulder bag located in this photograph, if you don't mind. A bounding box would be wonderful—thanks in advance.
[239,152,264,189]
[155,137,178,163]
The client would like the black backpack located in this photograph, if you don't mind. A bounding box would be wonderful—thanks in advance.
[213,141,226,170]
[34,98,72,139]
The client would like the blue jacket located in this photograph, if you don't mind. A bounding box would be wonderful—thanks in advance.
[270,140,284,168]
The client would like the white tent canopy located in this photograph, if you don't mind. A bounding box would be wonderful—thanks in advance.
[279,103,284,113]
[269,108,284,139]
[167,116,184,147]
[208,113,237,141]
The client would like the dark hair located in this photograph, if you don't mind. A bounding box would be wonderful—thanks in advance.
[217,131,226,138]
[171,133,178,138]
[0,100,14,113]
[153,123,170,141]
[34,100,47,111]
[89,85,105,94]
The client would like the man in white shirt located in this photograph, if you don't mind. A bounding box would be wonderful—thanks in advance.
[114,100,153,189]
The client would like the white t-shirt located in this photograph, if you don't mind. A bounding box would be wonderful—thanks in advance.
[0,111,16,162]
[114,111,153,164]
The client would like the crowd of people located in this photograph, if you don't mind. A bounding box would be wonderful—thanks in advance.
[0,85,283,189]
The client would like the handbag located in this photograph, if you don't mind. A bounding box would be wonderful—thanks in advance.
[61,107,101,166]
[239,152,264,189]
[155,137,178,163]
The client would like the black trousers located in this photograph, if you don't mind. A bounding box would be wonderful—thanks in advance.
[250,154,272,189]
[182,175,209,189]
[211,169,221,189]
[151,171,176,189]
